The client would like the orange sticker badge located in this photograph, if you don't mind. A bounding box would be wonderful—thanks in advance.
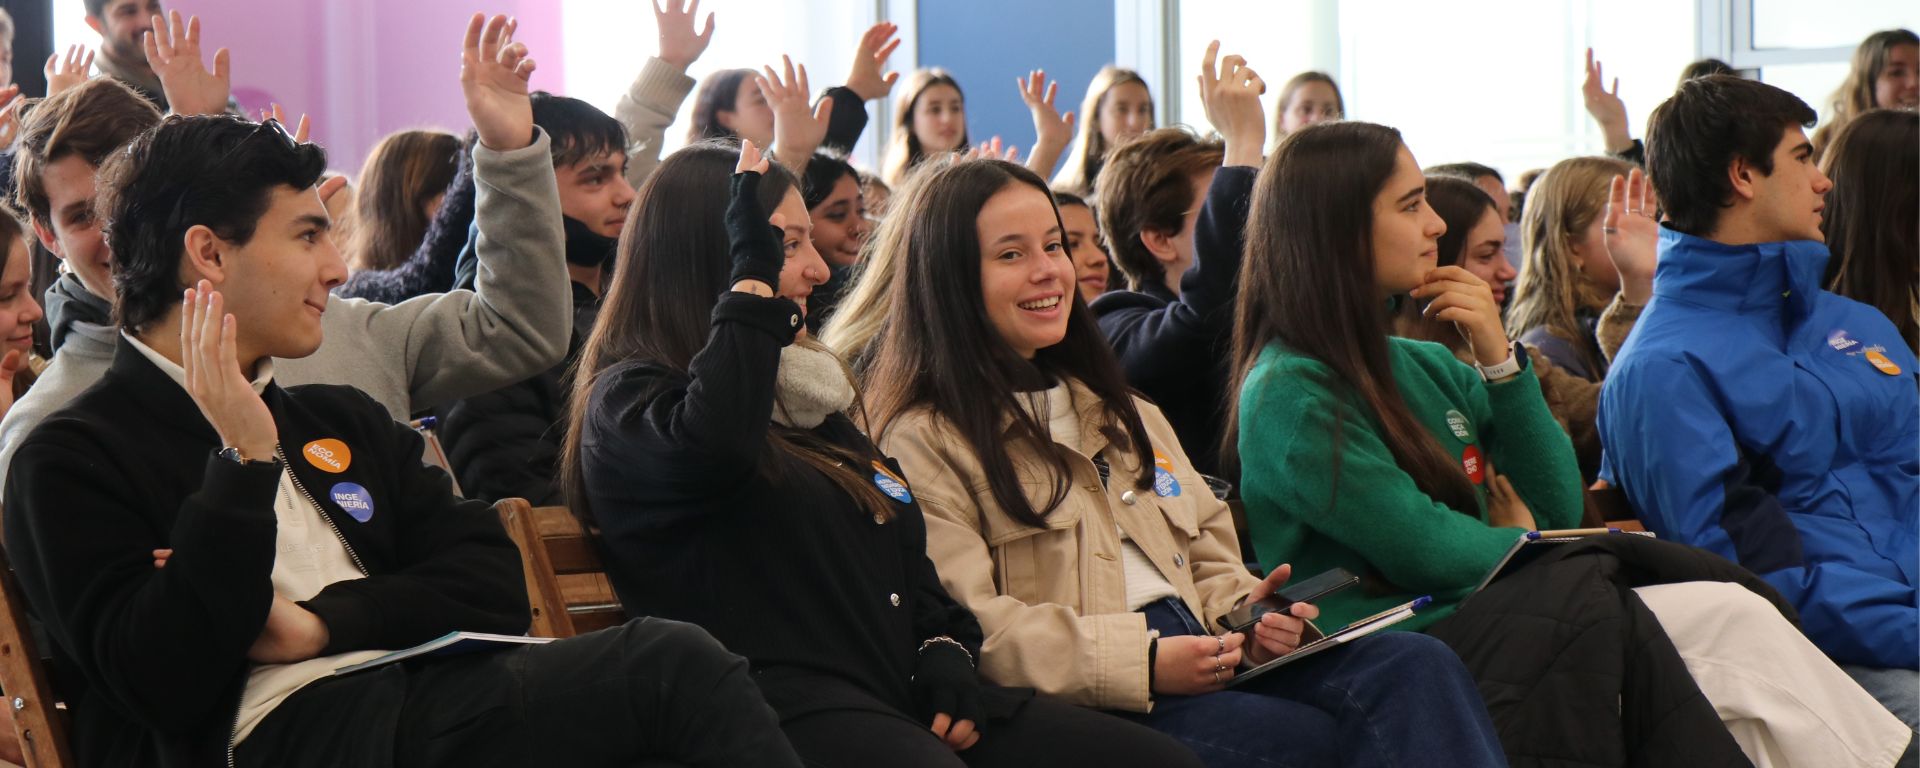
[1866,348,1902,376]
[1152,450,1174,471]
[302,439,352,473]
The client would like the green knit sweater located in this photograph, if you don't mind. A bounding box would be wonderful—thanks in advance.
[1237,337,1583,631]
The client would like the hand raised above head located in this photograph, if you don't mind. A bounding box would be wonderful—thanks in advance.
[1198,41,1266,168]
[145,10,232,117]
[45,45,96,98]
[845,22,902,101]
[461,13,537,151]
[654,0,715,71]
[1017,69,1074,173]
[726,141,783,295]
[759,55,833,170]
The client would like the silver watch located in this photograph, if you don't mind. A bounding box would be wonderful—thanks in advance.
[217,446,279,466]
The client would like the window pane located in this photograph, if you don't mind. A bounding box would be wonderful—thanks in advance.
[1752,0,1920,51]
[1759,61,1854,122]
[1176,0,1695,182]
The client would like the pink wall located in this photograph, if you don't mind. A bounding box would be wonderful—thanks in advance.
[165,0,566,174]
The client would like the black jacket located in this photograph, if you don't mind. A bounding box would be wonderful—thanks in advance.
[1090,165,1255,480]
[336,142,478,304]
[581,292,1024,724]
[441,280,600,504]
[2,343,529,768]
[1428,533,1791,767]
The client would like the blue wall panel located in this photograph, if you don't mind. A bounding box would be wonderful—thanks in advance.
[915,0,1116,176]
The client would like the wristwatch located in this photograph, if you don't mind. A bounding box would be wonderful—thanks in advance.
[1476,341,1524,382]
[217,446,280,466]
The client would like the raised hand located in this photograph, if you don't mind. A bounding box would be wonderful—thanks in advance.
[654,0,714,71]
[1198,41,1266,168]
[461,13,537,151]
[965,135,1019,163]
[247,595,330,664]
[726,140,783,295]
[44,45,96,97]
[1238,564,1322,665]
[0,87,20,151]
[1604,168,1659,304]
[180,281,277,462]
[758,55,832,172]
[144,10,231,116]
[1153,633,1245,695]
[1582,48,1633,154]
[845,22,902,101]
[1410,265,1510,368]
[1017,70,1073,175]
[261,103,312,143]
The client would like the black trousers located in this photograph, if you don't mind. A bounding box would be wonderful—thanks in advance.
[236,618,803,768]
[779,692,1203,768]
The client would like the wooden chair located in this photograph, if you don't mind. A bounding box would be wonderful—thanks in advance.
[495,499,626,639]
[0,544,73,767]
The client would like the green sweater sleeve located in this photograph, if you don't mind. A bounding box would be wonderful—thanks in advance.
[1449,349,1585,530]
[1239,354,1528,594]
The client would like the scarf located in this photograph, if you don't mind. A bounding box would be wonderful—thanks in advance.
[771,341,855,428]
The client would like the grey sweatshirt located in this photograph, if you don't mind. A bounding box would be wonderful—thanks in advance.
[0,130,570,492]
[617,57,697,191]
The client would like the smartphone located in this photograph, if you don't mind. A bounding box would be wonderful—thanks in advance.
[1219,567,1359,633]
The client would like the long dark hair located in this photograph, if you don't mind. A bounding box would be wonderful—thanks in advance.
[561,140,892,526]
[687,68,756,144]
[861,157,1154,527]
[344,129,462,272]
[1226,121,1479,516]
[1822,109,1919,351]
[1394,175,1498,350]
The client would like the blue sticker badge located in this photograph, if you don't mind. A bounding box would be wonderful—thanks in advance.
[872,461,913,504]
[1153,467,1182,498]
[330,482,374,523]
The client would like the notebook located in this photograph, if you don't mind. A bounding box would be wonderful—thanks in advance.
[1228,596,1430,687]
[1466,527,1658,599]
[333,631,556,676]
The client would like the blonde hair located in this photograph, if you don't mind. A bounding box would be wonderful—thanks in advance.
[1052,66,1153,197]
[881,69,967,188]
[1507,155,1632,375]
[821,154,961,367]
[1812,29,1919,161]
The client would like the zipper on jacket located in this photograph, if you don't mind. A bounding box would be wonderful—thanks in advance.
[275,444,369,576]
[230,450,373,766]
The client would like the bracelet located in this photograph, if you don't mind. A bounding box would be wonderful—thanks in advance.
[918,635,974,668]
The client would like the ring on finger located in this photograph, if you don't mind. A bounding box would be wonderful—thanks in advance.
[1215,636,1226,654]
[1211,669,1221,684]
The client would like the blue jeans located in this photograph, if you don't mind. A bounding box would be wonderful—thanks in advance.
[1844,664,1919,767]
[1116,598,1505,768]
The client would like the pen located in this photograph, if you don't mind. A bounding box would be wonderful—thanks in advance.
[1526,527,1621,539]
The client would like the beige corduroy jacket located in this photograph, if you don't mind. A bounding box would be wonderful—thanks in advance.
[878,379,1259,713]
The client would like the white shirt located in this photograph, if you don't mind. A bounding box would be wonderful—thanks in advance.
[1032,382,1179,611]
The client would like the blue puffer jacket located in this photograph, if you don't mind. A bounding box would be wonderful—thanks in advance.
[1599,227,1918,670]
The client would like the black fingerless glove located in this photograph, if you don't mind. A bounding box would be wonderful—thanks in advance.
[725,170,785,291]
[911,639,985,728]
